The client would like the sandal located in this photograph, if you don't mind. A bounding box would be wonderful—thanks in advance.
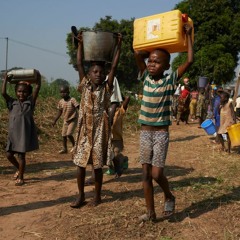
[70,197,86,208]
[59,149,67,154]
[15,179,25,186]
[13,171,19,180]
[163,196,175,217]
[139,212,157,222]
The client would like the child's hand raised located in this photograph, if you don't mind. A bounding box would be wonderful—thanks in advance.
[183,23,192,35]
[77,31,83,44]
[5,73,13,82]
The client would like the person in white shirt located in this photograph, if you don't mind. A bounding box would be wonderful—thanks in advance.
[235,95,240,119]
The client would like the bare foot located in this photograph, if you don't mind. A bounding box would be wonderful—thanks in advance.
[218,146,227,152]
[70,196,86,208]
[88,198,102,207]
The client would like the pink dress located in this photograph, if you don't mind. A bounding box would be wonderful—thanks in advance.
[218,101,236,134]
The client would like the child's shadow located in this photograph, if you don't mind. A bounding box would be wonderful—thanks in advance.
[166,186,240,223]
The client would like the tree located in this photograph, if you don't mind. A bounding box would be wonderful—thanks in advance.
[50,78,69,87]
[172,0,240,85]
[66,16,138,89]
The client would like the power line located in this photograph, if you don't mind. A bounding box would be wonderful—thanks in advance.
[1,37,68,58]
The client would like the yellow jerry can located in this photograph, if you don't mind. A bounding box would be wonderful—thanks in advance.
[133,10,194,53]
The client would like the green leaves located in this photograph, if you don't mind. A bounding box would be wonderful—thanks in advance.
[174,0,240,84]
[66,16,137,89]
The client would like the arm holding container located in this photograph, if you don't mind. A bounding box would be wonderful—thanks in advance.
[177,24,194,79]
[1,74,12,102]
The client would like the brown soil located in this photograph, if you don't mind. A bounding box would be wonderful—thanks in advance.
[0,120,240,240]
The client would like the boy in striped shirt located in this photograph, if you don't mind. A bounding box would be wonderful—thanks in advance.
[134,23,193,222]
[52,85,79,154]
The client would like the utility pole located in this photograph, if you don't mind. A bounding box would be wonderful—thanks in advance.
[5,37,8,72]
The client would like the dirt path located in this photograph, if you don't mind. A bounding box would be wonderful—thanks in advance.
[0,121,240,240]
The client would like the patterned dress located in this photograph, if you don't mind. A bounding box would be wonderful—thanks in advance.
[73,77,112,169]
[176,89,191,122]
[196,93,208,119]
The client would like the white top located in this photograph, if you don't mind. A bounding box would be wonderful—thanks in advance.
[236,97,240,108]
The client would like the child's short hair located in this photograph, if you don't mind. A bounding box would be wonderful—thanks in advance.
[90,61,106,69]
[15,82,33,95]
[60,84,70,92]
[153,48,171,62]
[221,91,230,100]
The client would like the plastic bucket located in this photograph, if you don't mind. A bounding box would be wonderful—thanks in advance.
[227,123,240,147]
[198,77,208,88]
[201,119,216,135]
[82,31,117,62]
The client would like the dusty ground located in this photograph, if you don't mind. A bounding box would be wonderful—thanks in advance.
[0,120,240,240]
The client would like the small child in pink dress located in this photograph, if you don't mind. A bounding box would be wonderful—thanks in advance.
[217,91,236,152]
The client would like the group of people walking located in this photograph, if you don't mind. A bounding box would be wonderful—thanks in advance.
[173,78,239,153]
[2,21,238,223]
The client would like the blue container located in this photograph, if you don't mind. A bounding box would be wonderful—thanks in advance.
[201,119,216,135]
[198,76,208,88]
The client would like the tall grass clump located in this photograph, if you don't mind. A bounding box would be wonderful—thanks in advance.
[0,79,140,154]
[39,81,80,102]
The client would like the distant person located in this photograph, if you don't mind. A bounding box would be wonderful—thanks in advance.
[196,87,208,128]
[205,83,214,119]
[189,86,198,121]
[52,85,79,154]
[212,86,223,143]
[1,71,41,186]
[134,23,193,222]
[180,77,190,91]
[70,32,122,208]
[235,95,240,120]
[172,84,181,121]
[176,84,191,125]
[217,91,236,153]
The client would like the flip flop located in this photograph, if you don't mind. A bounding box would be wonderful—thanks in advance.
[15,179,25,186]
[59,149,67,154]
[163,196,175,217]
[13,171,19,180]
[138,213,157,223]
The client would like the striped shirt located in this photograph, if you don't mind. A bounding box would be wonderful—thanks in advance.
[57,97,79,122]
[138,70,178,126]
